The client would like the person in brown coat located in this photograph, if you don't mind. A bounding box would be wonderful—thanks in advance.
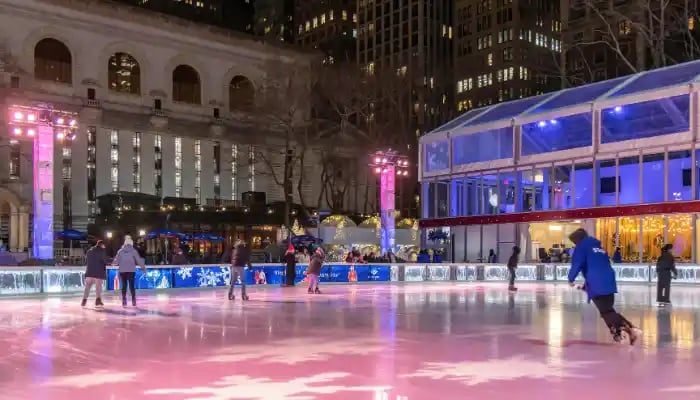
[307,246,324,294]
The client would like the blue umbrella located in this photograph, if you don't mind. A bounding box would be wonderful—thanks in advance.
[192,233,224,242]
[55,229,87,240]
[145,229,188,240]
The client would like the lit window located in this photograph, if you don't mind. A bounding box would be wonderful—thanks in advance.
[110,130,119,192]
[618,21,631,35]
[690,16,696,30]
[175,137,182,197]
[353,13,357,23]
[487,53,493,66]
[329,10,334,20]
[231,144,238,201]
[342,10,348,20]
[448,26,453,39]
[313,17,318,28]
[321,13,326,24]
[305,21,310,31]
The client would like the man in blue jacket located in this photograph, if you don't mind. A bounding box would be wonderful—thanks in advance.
[568,228,642,345]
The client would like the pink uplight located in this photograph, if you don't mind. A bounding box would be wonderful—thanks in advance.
[27,114,36,122]
[69,119,76,127]
[381,158,388,164]
[374,167,381,174]
[56,117,65,125]
[12,127,22,136]
[374,157,381,163]
[56,132,64,140]
[13,111,23,121]
[27,129,36,137]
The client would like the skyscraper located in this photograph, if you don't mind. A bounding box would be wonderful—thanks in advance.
[295,0,357,62]
[453,0,563,112]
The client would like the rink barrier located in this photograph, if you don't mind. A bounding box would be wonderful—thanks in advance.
[0,263,699,296]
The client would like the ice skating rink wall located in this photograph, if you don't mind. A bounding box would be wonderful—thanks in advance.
[1,263,699,295]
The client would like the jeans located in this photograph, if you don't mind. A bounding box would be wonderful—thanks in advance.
[119,272,136,299]
[591,294,633,335]
[657,271,672,303]
[83,277,103,299]
[228,266,247,296]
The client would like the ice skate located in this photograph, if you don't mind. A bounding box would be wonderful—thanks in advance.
[95,298,104,308]
[508,286,518,292]
[122,297,127,307]
[314,287,322,294]
[228,290,234,300]
[614,330,630,345]
[241,294,250,301]
[308,288,314,294]
[626,327,643,345]
[81,298,87,307]
[132,296,137,307]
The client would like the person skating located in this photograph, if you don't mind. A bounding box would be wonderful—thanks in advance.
[307,246,324,294]
[113,235,146,307]
[228,240,251,301]
[284,245,296,286]
[82,240,110,308]
[656,243,678,307]
[568,228,642,345]
[507,246,520,291]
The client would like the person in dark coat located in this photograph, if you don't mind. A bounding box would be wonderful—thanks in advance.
[656,243,678,306]
[82,240,110,307]
[487,249,497,263]
[284,245,297,286]
[568,228,642,345]
[171,247,188,265]
[228,240,251,301]
[612,247,622,263]
[307,247,324,294]
[507,246,520,291]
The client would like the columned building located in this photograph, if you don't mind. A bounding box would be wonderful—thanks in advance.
[0,0,374,255]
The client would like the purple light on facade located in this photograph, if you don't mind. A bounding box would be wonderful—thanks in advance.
[33,124,54,259]
[380,164,396,255]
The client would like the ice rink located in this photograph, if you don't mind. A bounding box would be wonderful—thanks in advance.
[0,282,699,400]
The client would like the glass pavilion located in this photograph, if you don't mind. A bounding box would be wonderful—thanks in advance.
[419,60,700,264]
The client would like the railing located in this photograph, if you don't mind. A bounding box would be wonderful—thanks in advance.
[0,263,699,296]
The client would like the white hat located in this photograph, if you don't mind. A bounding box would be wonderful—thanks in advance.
[123,235,134,246]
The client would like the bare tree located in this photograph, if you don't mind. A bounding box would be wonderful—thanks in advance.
[251,57,315,235]
[570,0,700,77]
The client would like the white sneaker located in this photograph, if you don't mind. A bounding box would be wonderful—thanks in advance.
[615,330,630,345]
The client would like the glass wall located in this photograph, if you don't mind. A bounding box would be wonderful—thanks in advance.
[551,165,573,210]
[573,162,594,208]
[668,214,692,261]
[642,215,665,262]
[436,181,450,218]
[425,140,449,172]
[452,127,514,165]
[521,113,593,156]
[481,173,499,215]
[499,170,517,214]
[601,95,690,143]
[669,150,692,201]
[618,156,640,205]
[642,153,665,203]
[619,217,640,262]
[596,159,616,206]
[595,218,616,257]
[464,176,482,215]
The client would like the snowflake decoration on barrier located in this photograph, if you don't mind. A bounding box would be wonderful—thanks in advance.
[198,270,223,287]
[176,267,193,280]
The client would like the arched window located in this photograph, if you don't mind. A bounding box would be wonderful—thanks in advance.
[229,75,255,111]
[108,52,141,94]
[172,65,201,104]
[34,38,72,83]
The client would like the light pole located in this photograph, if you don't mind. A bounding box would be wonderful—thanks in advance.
[369,149,409,256]
[6,104,78,260]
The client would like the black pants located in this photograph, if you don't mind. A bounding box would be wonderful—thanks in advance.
[591,294,632,334]
[286,264,296,286]
[508,268,516,287]
[657,271,672,303]
[120,272,136,299]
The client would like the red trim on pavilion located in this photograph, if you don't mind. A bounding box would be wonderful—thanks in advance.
[419,200,700,228]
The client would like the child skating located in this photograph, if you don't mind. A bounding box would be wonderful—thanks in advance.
[507,246,520,291]
[568,228,642,345]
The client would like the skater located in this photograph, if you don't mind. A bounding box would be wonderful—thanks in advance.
[228,240,250,301]
[82,240,110,308]
[284,245,296,286]
[568,228,642,345]
[656,243,677,306]
[113,235,146,307]
[507,246,520,291]
[307,246,324,294]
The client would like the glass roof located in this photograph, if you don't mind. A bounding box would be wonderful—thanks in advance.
[529,77,628,114]
[431,107,491,134]
[426,59,700,138]
[609,60,700,98]
[464,94,551,127]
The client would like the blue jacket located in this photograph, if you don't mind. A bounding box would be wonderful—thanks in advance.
[568,236,617,301]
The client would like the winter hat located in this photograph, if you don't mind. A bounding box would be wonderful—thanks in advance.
[123,235,134,247]
[287,244,295,253]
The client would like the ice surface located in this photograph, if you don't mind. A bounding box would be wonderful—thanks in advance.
[0,283,699,399]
